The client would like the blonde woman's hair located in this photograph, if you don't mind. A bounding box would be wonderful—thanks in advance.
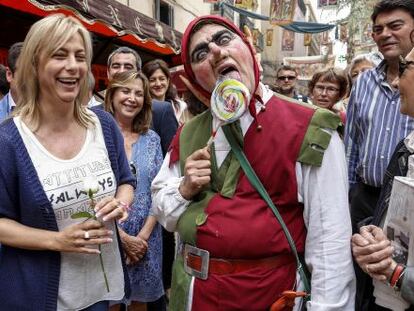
[15,14,94,129]
[104,70,152,134]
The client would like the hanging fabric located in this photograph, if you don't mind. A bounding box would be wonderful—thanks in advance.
[220,2,335,34]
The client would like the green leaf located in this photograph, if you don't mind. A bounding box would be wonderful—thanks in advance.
[71,211,93,219]
[88,189,93,199]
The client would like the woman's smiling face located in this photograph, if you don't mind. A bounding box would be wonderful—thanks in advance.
[148,69,169,101]
[112,78,144,122]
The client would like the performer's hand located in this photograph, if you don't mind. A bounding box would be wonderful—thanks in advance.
[352,225,394,281]
[179,147,211,200]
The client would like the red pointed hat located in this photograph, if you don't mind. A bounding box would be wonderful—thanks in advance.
[180,15,260,102]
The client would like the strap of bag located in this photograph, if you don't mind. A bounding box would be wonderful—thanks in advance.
[222,124,311,297]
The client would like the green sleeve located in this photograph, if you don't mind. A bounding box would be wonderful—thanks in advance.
[298,108,342,167]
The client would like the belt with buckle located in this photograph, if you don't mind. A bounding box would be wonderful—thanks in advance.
[183,244,295,280]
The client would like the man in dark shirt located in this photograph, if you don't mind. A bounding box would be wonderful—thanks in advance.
[274,65,308,103]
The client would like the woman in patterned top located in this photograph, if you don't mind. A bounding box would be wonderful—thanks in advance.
[105,71,164,311]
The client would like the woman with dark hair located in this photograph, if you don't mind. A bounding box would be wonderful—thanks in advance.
[142,59,190,125]
[309,68,348,124]
[104,71,164,311]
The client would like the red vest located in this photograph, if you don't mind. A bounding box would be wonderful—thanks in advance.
[171,95,316,310]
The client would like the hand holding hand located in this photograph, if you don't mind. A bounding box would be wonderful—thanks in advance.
[179,147,211,200]
[121,234,148,265]
[55,219,113,254]
[352,225,394,281]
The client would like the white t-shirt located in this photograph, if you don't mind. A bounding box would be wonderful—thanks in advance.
[14,112,124,310]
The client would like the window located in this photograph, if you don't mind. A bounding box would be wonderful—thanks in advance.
[156,0,174,27]
[210,0,234,21]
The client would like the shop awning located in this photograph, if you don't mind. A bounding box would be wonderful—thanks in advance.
[0,0,183,65]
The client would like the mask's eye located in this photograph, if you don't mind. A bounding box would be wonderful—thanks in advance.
[216,32,234,46]
[193,48,209,63]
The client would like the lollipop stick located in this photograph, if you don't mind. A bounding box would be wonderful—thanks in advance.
[206,121,222,149]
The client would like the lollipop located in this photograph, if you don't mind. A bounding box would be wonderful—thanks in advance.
[211,79,250,122]
[207,79,250,147]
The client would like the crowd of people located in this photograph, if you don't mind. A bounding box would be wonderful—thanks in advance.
[1,0,414,310]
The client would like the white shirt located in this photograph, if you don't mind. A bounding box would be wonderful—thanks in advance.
[14,112,124,310]
[8,92,16,111]
[151,84,356,310]
[87,95,102,108]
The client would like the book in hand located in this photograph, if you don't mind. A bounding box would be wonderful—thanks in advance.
[373,176,414,311]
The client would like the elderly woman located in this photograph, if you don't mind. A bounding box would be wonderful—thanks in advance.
[151,15,355,311]
[348,55,375,86]
[352,43,414,309]
[308,68,348,124]
[0,15,135,310]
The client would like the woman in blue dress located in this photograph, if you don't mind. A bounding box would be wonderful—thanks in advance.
[105,70,164,310]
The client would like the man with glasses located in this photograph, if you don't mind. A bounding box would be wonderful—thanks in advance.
[274,65,308,103]
[344,0,414,309]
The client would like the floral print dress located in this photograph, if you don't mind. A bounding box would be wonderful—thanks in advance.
[120,129,164,302]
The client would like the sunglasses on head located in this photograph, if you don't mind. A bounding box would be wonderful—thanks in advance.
[277,75,296,81]
[399,55,414,77]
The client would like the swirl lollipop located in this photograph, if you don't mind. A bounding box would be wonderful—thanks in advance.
[207,79,250,147]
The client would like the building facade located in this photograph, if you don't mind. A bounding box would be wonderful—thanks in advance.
[260,0,309,87]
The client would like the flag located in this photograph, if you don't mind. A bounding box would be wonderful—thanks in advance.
[269,0,296,25]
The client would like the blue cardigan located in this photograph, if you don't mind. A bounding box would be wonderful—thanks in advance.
[0,108,135,310]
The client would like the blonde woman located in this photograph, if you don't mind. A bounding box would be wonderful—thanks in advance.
[105,71,164,311]
[0,14,135,311]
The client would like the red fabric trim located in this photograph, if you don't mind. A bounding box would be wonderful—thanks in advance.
[168,125,183,167]
[339,110,346,125]
[390,264,404,287]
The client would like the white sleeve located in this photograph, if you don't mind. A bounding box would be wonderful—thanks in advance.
[151,152,191,232]
[297,130,356,310]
